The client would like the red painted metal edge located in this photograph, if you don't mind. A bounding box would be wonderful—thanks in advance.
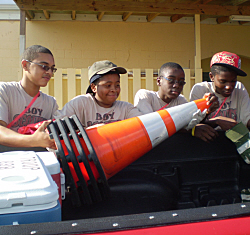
[75,216,250,235]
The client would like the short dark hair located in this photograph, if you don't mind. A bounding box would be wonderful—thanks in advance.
[211,65,236,77]
[159,62,184,77]
[21,45,53,61]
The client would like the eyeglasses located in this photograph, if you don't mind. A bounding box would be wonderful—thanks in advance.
[161,76,186,86]
[25,60,57,74]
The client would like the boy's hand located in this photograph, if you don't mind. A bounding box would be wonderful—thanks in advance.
[194,123,219,142]
[185,109,207,130]
[203,93,219,114]
[32,120,56,149]
[210,116,238,131]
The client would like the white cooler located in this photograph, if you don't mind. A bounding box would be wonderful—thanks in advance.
[0,151,61,226]
[36,151,65,205]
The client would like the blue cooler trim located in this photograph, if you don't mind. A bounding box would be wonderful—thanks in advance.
[0,201,61,226]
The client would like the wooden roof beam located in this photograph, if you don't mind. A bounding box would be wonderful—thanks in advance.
[228,0,249,5]
[123,12,132,21]
[147,13,160,22]
[193,0,213,3]
[14,1,250,17]
[25,10,34,20]
[216,16,230,24]
[72,10,76,20]
[200,14,209,21]
[201,0,213,3]
[239,21,249,24]
[170,0,212,22]
[43,10,50,19]
[97,11,105,21]
[171,14,185,22]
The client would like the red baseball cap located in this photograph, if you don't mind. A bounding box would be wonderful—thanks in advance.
[210,51,247,76]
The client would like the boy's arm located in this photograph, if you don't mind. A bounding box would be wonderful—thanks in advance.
[203,116,237,131]
[193,117,237,143]
[0,120,56,149]
[247,119,250,130]
[188,92,220,142]
[192,123,219,142]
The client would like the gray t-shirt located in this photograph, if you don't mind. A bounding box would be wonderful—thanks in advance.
[134,89,188,114]
[0,82,59,132]
[189,81,250,126]
[55,93,143,127]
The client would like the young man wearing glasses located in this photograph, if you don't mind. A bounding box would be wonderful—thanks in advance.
[134,62,188,113]
[134,62,218,133]
[0,45,58,149]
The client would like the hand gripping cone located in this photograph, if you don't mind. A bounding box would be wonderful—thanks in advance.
[48,97,210,206]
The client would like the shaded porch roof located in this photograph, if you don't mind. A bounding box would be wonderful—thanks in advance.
[14,0,250,24]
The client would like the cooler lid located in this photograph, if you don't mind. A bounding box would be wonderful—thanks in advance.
[0,151,58,210]
[36,151,60,175]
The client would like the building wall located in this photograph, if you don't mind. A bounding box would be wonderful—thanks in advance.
[201,24,250,91]
[25,21,195,70]
[0,21,20,82]
[0,20,250,98]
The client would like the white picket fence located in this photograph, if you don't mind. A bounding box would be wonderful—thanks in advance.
[40,68,200,109]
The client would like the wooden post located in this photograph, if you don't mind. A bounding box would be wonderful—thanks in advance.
[194,14,202,84]
[20,10,26,57]
[81,68,89,95]
[183,69,191,101]
[133,69,141,102]
[67,68,76,102]
[120,73,129,102]
[145,69,154,91]
[54,69,63,109]
[18,10,26,80]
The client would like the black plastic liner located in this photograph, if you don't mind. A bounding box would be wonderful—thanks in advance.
[1,130,250,234]
[60,131,245,220]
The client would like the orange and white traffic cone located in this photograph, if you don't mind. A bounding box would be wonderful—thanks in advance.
[87,97,209,179]
[48,97,210,205]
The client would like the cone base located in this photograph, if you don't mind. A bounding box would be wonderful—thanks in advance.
[48,116,110,206]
